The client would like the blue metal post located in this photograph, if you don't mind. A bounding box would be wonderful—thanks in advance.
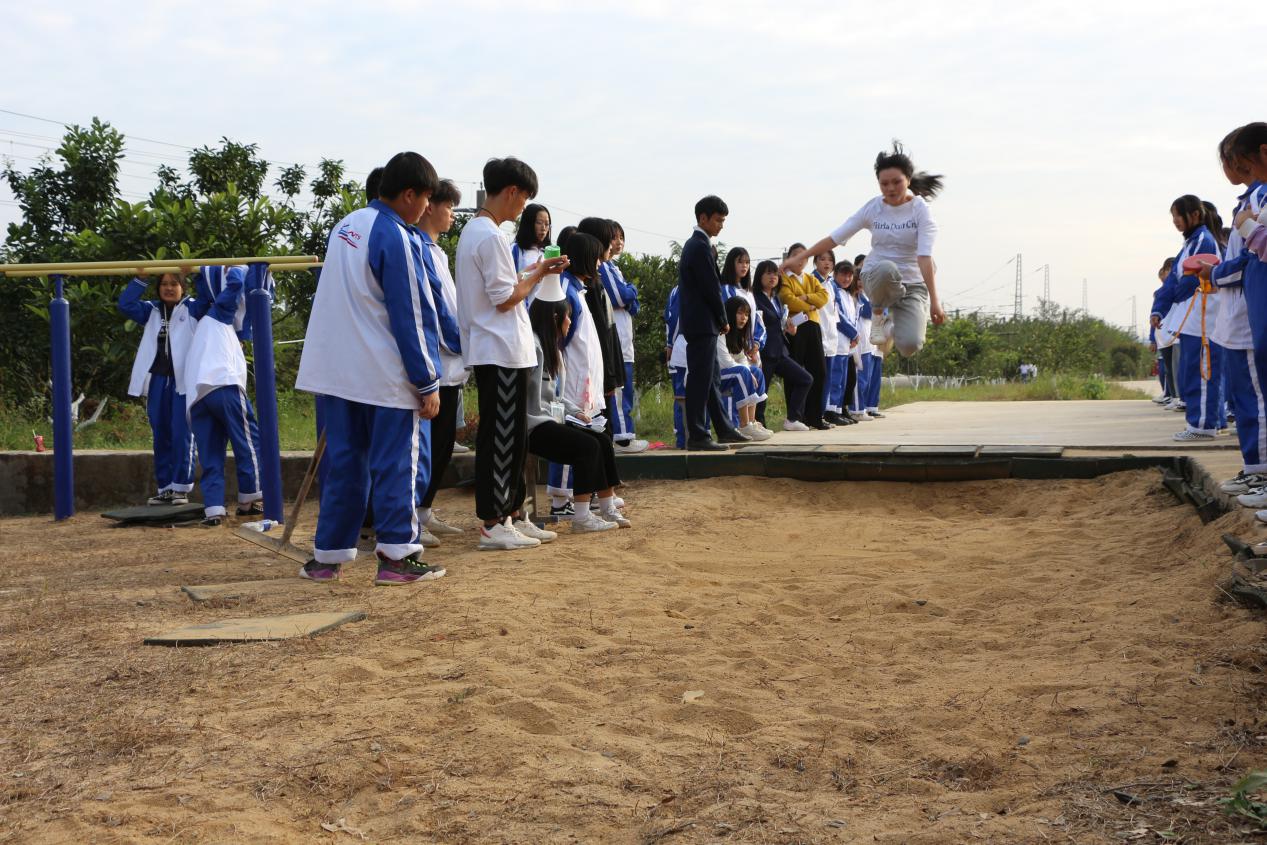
[49,274,75,520]
[307,267,330,492]
[246,262,284,523]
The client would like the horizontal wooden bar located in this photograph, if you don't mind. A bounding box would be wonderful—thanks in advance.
[0,255,319,273]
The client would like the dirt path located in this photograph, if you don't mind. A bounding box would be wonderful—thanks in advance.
[2,472,1266,843]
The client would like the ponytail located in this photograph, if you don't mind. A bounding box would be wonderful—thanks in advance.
[908,172,945,199]
[1201,200,1226,251]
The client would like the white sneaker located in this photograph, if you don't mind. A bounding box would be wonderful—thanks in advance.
[451,443,471,453]
[1221,472,1267,495]
[599,509,632,528]
[426,513,464,535]
[756,422,774,435]
[1239,487,1267,508]
[1173,429,1215,442]
[1256,509,1267,524]
[513,519,557,543]
[1151,395,1170,404]
[572,512,616,533]
[783,419,810,432]
[869,312,892,346]
[479,519,541,550]
[740,422,772,441]
[419,528,441,548]
[614,438,649,454]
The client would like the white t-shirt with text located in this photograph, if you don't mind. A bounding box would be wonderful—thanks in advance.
[830,195,937,286]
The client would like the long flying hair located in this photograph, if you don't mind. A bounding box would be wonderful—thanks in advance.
[874,140,944,199]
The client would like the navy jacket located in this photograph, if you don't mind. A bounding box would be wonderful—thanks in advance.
[677,229,726,336]
[754,288,790,360]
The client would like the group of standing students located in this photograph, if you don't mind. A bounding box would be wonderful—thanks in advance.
[668,142,946,450]
[1146,123,1267,519]
[118,140,950,584]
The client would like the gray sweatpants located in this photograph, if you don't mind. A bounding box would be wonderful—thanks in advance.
[861,259,930,358]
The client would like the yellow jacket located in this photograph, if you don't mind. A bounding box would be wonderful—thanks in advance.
[779,272,828,323]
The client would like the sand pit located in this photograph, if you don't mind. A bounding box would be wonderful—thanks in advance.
[2,471,1267,843]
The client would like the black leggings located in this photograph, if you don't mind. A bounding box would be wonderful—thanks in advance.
[420,385,461,509]
[759,354,812,424]
[473,365,530,522]
[789,321,826,426]
[844,356,858,413]
[528,421,620,496]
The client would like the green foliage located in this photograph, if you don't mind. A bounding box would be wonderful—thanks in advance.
[1221,771,1267,827]
[615,251,679,388]
[895,301,1151,380]
[0,121,338,411]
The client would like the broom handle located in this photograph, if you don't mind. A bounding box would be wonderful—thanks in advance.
[279,429,326,549]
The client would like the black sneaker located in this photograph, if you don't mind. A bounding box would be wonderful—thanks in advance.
[717,430,752,444]
[147,490,173,506]
[868,411,885,419]
[550,502,576,517]
[823,411,850,426]
[201,516,223,527]
[236,502,264,517]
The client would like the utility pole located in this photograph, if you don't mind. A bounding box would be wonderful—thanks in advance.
[1082,278,1088,313]
[1042,264,1050,303]
[1013,253,1023,319]
[1131,295,1137,338]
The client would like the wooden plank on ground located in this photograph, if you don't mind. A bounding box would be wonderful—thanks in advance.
[144,611,366,646]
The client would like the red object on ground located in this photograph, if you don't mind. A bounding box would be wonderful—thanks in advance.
[33,433,45,452]
[648,441,667,450]
[1182,253,1221,273]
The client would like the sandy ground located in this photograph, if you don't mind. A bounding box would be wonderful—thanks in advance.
[3,473,1267,843]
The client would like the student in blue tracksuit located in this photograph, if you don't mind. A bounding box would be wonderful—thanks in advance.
[721,247,773,435]
[414,179,471,546]
[119,271,207,506]
[664,284,691,448]
[295,151,446,586]
[1150,257,1180,405]
[183,265,264,525]
[1152,195,1225,440]
[547,253,606,514]
[1210,124,1267,502]
[603,221,648,452]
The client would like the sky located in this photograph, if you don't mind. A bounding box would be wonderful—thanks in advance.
[0,0,1258,335]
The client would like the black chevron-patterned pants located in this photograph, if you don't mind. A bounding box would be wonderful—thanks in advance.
[473,364,531,522]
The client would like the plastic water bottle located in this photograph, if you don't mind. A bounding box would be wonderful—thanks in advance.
[241,519,276,533]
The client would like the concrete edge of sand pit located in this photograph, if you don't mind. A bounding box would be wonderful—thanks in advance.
[0,448,1224,520]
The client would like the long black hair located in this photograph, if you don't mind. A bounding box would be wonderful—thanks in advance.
[724,296,752,356]
[529,297,569,378]
[561,231,603,281]
[874,140,944,199]
[721,247,751,290]
[753,259,781,296]
[515,203,551,251]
